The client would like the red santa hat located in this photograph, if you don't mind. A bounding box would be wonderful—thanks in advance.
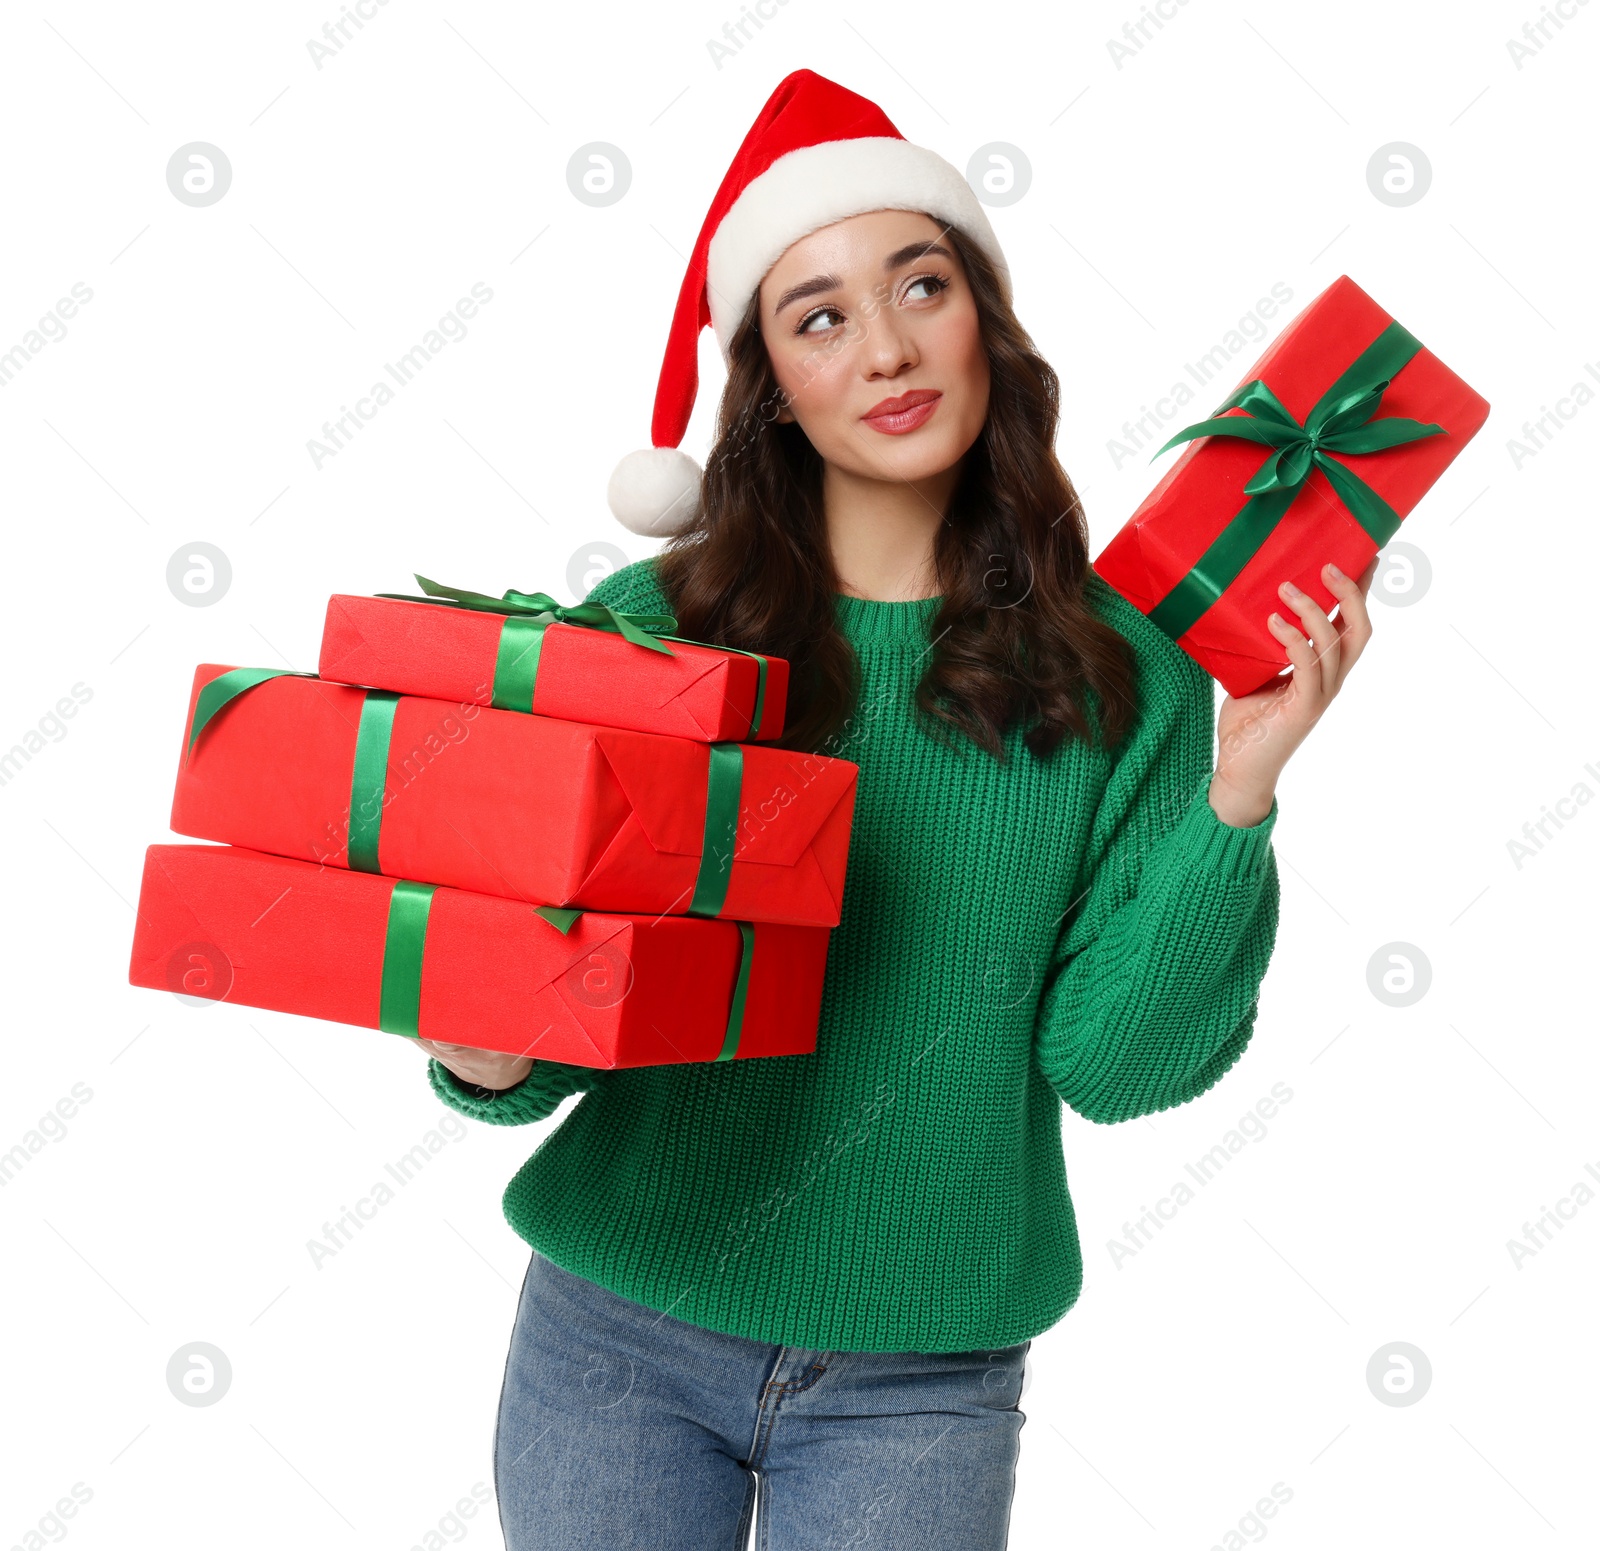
[606,67,1013,537]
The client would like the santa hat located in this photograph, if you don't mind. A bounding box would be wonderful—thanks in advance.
[606,67,1013,538]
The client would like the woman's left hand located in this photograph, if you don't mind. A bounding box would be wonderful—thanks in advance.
[1208,555,1378,827]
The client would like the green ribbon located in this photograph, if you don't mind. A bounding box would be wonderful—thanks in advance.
[688,742,744,917]
[188,673,397,874]
[387,574,680,650]
[1144,320,1447,643]
[184,668,317,762]
[377,574,772,740]
[347,690,399,873]
[535,906,584,933]
[378,879,435,1037]
[717,921,757,1061]
[378,874,758,1059]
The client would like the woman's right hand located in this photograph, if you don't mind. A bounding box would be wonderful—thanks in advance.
[417,1039,533,1092]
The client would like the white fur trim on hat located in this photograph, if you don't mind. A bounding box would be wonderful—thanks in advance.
[606,445,703,538]
[705,136,1011,358]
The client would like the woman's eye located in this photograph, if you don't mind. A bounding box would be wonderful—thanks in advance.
[797,306,845,336]
[905,274,949,302]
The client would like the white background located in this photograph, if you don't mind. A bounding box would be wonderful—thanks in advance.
[2,1,1596,1547]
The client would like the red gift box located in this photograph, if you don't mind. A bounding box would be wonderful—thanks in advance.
[128,844,829,1065]
[1093,275,1490,697]
[319,589,789,744]
[170,666,856,928]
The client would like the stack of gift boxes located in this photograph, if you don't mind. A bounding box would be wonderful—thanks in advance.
[128,581,860,1071]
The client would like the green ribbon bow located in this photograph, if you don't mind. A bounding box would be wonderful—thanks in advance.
[383,574,680,652]
[379,877,756,1061]
[379,574,773,740]
[1143,320,1447,644]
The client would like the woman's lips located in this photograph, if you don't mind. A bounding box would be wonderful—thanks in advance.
[862,391,942,435]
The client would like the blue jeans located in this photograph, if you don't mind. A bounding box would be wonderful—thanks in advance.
[494,1249,1032,1549]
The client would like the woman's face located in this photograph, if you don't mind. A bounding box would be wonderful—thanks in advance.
[755,208,990,489]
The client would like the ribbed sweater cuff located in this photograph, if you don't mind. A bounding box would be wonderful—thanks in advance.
[1174,776,1279,886]
[427,1056,577,1126]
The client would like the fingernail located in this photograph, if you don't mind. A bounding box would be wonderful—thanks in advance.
[1325,562,1345,581]
[1279,580,1301,598]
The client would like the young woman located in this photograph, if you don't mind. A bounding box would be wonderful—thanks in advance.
[417,70,1372,1550]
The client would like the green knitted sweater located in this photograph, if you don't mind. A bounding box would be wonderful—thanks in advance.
[427,558,1281,1352]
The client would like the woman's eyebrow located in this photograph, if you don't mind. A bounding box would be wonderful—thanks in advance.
[771,241,955,317]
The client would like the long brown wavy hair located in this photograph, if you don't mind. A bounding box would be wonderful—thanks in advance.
[653,219,1139,765]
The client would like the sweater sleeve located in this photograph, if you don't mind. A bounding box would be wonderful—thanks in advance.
[419,557,668,1127]
[427,1055,607,1126]
[1033,630,1282,1126]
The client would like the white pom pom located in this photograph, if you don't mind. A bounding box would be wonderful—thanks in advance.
[606,446,702,538]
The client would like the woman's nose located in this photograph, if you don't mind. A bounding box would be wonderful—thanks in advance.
[858,311,917,376]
